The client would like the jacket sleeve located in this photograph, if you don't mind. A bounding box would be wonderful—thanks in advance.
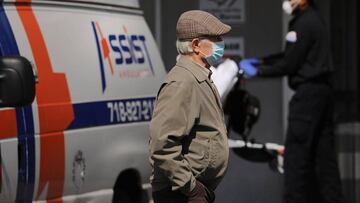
[261,52,285,66]
[149,80,199,194]
[257,22,313,77]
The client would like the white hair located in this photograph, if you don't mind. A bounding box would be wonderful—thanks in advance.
[176,40,193,55]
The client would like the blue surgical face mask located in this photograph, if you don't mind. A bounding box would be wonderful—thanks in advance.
[201,40,225,66]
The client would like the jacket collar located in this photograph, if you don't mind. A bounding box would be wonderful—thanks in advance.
[176,56,210,82]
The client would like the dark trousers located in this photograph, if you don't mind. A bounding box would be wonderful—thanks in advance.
[284,83,342,203]
[152,182,215,203]
[153,188,188,203]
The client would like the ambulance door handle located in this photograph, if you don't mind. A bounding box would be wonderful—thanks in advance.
[30,61,39,84]
[17,143,23,171]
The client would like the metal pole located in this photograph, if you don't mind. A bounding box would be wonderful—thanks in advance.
[155,0,161,52]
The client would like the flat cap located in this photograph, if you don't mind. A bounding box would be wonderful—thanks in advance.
[176,10,231,40]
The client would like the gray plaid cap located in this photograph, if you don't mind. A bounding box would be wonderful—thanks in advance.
[176,10,231,40]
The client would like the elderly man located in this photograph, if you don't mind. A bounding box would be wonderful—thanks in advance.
[149,10,231,203]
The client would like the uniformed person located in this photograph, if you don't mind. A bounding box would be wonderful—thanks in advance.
[240,0,343,202]
[149,10,231,203]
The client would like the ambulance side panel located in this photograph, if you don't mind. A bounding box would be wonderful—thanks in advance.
[0,1,165,201]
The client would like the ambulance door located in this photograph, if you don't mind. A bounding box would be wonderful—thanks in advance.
[0,4,37,202]
[2,2,73,201]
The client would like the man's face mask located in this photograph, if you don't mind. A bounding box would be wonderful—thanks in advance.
[200,40,225,67]
[282,0,301,15]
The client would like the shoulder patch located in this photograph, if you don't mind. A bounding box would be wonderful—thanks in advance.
[286,31,297,43]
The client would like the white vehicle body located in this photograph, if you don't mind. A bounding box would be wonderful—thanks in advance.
[0,0,166,202]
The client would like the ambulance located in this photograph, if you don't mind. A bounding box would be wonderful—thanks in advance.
[0,0,166,202]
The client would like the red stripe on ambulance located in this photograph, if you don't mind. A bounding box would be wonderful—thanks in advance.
[96,22,114,75]
[0,109,18,139]
[16,0,74,202]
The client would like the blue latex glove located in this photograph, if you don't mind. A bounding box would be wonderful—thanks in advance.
[247,58,260,66]
[239,58,260,78]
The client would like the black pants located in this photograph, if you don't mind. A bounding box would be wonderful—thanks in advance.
[284,83,342,203]
[152,188,188,203]
[152,182,215,203]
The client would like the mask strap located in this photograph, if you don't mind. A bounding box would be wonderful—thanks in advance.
[199,50,210,58]
[199,39,215,57]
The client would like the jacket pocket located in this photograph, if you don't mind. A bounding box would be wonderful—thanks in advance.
[185,131,214,176]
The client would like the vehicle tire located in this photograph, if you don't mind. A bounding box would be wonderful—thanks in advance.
[112,169,148,203]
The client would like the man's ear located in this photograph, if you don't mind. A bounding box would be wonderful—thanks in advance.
[192,38,200,54]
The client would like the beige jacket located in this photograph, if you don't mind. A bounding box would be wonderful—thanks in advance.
[149,56,229,194]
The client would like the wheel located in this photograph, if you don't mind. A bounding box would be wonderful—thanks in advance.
[112,169,148,203]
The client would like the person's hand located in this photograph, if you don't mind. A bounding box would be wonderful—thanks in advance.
[247,58,260,66]
[239,58,260,78]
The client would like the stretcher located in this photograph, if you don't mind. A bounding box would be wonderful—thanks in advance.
[212,59,285,173]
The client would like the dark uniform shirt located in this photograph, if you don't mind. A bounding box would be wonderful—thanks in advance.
[257,7,333,90]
